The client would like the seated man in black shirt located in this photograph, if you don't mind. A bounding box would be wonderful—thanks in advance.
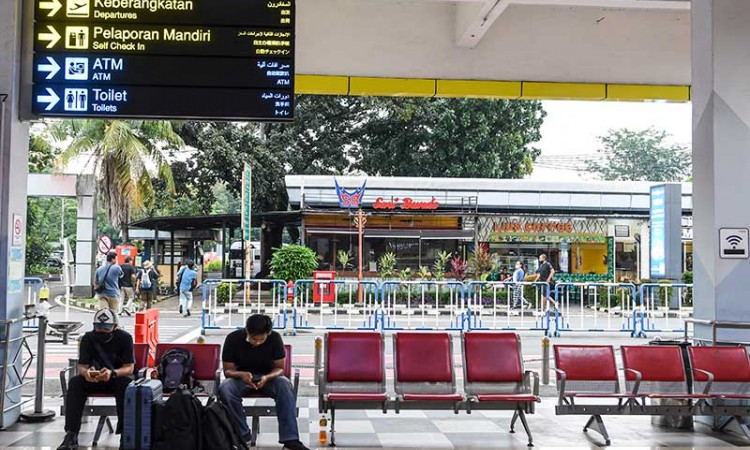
[219,315,308,450]
[58,309,134,450]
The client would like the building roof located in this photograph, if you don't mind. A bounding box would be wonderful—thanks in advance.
[285,175,693,216]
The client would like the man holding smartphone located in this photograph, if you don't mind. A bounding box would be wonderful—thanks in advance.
[57,309,135,450]
[219,314,308,450]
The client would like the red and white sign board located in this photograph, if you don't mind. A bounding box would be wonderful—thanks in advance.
[98,234,113,255]
[12,214,23,247]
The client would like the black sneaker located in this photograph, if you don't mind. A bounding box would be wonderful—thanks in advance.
[57,432,78,450]
[179,305,183,314]
[186,310,191,317]
[283,440,310,450]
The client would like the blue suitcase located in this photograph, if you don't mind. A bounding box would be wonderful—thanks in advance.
[124,379,163,450]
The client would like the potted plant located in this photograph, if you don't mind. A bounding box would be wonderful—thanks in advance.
[269,245,319,282]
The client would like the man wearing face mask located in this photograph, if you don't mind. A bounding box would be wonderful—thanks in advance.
[57,309,135,450]
[219,314,308,450]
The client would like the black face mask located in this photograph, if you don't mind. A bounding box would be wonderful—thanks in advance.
[92,330,115,344]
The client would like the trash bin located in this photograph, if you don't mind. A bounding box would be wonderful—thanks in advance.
[648,338,694,430]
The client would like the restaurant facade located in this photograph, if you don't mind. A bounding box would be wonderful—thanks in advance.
[286,176,693,282]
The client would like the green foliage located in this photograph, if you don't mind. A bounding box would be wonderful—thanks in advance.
[682,271,693,307]
[399,267,413,282]
[337,250,352,271]
[468,246,494,278]
[28,130,58,173]
[586,128,692,182]
[270,245,318,281]
[50,120,182,241]
[418,266,432,280]
[355,98,545,178]
[215,282,238,304]
[433,251,451,282]
[204,260,223,272]
[378,252,397,279]
[25,200,52,274]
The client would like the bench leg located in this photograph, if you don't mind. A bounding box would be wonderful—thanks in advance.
[250,416,260,447]
[329,407,336,447]
[510,410,519,433]
[92,416,110,446]
[583,414,610,446]
[516,409,534,447]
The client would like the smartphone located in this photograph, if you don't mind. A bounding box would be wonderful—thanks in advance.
[252,374,263,383]
[88,369,101,377]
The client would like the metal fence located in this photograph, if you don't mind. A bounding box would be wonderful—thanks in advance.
[552,282,639,337]
[637,283,693,337]
[201,279,289,332]
[292,279,380,330]
[465,281,552,334]
[380,280,467,330]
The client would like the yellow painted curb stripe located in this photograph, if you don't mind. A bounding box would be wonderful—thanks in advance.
[349,77,436,97]
[294,75,690,102]
[607,84,690,102]
[437,80,521,99]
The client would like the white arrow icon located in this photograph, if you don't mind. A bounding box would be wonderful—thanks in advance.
[37,56,61,80]
[37,88,60,111]
[39,0,63,17]
[38,25,61,49]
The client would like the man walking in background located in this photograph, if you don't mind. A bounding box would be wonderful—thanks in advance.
[94,251,123,312]
[136,260,159,311]
[534,254,557,311]
[119,257,137,316]
[177,261,198,317]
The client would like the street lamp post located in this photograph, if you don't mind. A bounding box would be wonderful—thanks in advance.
[352,208,368,302]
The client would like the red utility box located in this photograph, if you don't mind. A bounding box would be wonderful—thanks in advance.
[313,271,336,304]
[116,244,138,265]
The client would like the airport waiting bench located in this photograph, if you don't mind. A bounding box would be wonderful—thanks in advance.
[554,344,750,446]
[318,331,540,447]
[61,342,298,448]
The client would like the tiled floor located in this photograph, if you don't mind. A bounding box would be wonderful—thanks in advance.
[2,397,748,449]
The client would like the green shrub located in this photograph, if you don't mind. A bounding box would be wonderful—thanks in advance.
[337,250,352,271]
[215,282,240,304]
[204,260,223,272]
[270,245,318,281]
[378,252,397,279]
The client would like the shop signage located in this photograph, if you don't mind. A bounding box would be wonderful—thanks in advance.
[477,216,607,243]
[27,0,295,120]
[373,197,440,211]
[335,179,366,209]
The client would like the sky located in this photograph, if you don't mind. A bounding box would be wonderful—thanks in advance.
[528,100,693,181]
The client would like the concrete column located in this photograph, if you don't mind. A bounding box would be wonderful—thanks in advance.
[692,0,750,342]
[0,0,31,427]
[73,175,96,297]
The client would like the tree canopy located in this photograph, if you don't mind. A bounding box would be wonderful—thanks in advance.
[586,128,692,182]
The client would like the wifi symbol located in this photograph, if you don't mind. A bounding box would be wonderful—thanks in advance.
[727,235,744,248]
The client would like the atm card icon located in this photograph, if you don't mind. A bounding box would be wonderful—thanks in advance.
[65,57,89,80]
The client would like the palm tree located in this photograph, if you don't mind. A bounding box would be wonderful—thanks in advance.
[51,120,182,242]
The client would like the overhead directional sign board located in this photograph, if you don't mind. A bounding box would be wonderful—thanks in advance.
[27,0,295,121]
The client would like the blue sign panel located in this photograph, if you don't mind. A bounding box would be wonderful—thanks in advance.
[650,186,666,278]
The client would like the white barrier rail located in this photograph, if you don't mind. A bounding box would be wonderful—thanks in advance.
[552,283,638,337]
[638,283,693,336]
[292,279,380,330]
[465,281,552,334]
[380,280,467,330]
[201,279,289,332]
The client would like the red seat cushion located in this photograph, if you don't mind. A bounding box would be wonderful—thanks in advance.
[554,345,618,382]
[402,393,463,402]
[155,343,220,381]
[621,346,685,382]
[396,333,453,383]
[717,394,750,399]
[475,394,538,402]
[464,333,522,383]
[326,332,384,383]
[327,393,388,402]
[689,347,750,383]
[133,343,149,372]
[570,393,638,399]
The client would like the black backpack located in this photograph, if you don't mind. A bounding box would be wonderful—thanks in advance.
[158,348,194,393]
[153,387,203,450]
[203,397,248,450]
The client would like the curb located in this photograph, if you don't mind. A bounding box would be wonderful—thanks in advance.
[58,294,175,311]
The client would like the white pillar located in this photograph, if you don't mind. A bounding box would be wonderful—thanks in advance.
[692,0,750,343]
[73,175,97,297]
[0,0,31,427]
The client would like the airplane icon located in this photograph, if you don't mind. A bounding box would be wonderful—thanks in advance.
[66,0,89,18]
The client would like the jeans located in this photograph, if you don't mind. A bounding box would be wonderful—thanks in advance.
[218,376,299,443]
[179,291,194,314]
[64,375,131,434]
